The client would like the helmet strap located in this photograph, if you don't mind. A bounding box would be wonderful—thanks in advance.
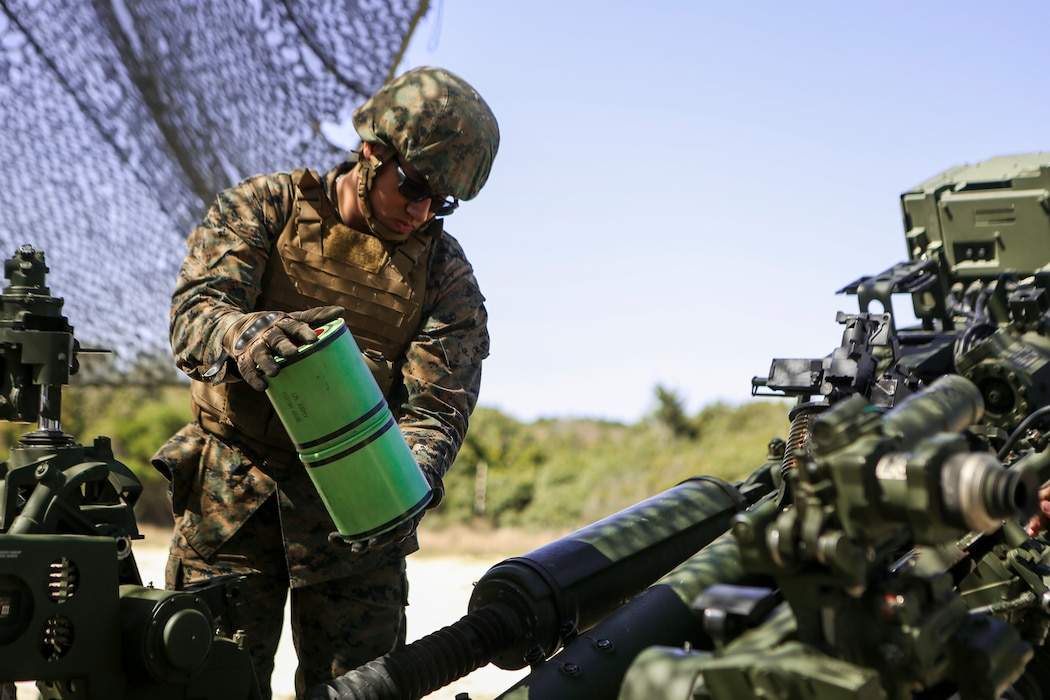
[355,149,413,242]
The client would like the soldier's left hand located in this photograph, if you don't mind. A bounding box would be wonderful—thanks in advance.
[329,471,444,554]
[329,515,421,554]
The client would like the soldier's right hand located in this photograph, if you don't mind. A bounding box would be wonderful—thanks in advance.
[222,306,344,390]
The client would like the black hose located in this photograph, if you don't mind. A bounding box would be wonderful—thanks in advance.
[997,404,1050,460]
[306,604,517,700]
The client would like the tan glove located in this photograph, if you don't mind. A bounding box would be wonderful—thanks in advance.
[222,306,345,390]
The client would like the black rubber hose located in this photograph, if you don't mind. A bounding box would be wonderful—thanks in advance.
[306,604,516,700]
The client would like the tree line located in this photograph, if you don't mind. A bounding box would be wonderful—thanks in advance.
[0,384,792,532]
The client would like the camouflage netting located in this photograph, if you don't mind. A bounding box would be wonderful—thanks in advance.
[0,0,426,381]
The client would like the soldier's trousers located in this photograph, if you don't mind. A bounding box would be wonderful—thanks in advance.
[166,500,408,700]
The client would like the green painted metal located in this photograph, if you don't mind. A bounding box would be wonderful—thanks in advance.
[266,319,431,540]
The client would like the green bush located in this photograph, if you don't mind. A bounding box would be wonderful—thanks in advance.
[67,386,193,483]
[0,383,792,533]
[443,396,792,530]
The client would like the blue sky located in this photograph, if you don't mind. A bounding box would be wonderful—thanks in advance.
[350,1,1050,423]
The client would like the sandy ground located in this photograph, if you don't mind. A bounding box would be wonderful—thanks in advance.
[17,527,550,700]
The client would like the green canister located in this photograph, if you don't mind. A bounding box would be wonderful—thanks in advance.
[264,319,432,541]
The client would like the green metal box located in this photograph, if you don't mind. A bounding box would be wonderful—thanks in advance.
[902,152,1050,279]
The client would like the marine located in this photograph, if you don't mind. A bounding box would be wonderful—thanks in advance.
[152,66,499,699]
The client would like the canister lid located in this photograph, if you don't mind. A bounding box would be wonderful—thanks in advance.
[273,318,349,369]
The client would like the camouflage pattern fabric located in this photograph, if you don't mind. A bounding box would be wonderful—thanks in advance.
[166,163,489,489]
[153,160,488,696]
[166,497,408,700]
[152,421,408,587]
[352,67,500,201]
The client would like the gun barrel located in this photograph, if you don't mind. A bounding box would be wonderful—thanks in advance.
[881,374,985,446]
[470,475,750,669]
[493,530,751,700]
[308,475,758,700]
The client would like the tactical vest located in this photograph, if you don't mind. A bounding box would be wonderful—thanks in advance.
[191,167,437,450]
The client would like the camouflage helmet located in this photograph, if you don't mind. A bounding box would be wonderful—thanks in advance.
[352,66,500,201]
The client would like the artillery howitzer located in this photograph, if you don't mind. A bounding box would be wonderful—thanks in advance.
[6,152,1050,700]
[0,245,260,699]
[309,152,1050,700]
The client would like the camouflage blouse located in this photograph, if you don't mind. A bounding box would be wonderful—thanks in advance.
[158,164,489,586]
[170,163,490,483]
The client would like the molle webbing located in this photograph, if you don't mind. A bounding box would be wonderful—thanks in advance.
[193,167,435,449]
[258,168,432,361]
[191,378,296,452]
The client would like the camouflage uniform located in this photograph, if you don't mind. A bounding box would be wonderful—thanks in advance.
[153,159,490,698]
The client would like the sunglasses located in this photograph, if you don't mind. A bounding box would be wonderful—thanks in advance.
[393,160,459,216]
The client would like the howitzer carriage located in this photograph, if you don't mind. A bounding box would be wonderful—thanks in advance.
[5,153,1050,700]
[312,152,1050,700]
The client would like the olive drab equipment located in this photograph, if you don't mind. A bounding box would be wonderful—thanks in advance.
[10,154,1050,699]
[901,152,1050,281]
[0,246,260,699]
[308,153,1050,700]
